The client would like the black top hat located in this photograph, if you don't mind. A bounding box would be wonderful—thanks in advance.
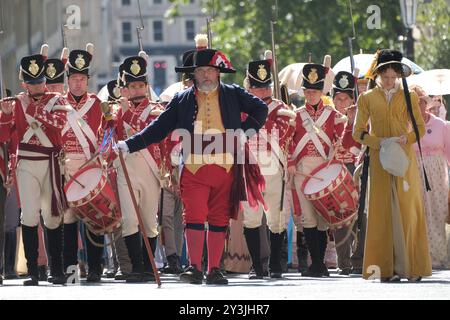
[246,59,272,88]
[373,49,412,77]
[107,80,122,101]
[44,58,65,84]
[301,63,326,90]
[122,56,147,85]
[20,54,46,84]
[175,49,196,81]
[332,71,355,98]
[175,49,235,74]
[67,50,92,76]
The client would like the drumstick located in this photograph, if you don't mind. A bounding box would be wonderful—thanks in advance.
[67,173,86,189]
[78,151,100,171]
[295,172,324,182]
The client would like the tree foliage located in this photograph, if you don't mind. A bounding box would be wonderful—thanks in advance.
[169,0,449,83]
[415,0,450,70]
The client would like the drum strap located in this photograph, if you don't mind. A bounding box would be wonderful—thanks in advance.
[62,98,97,159]
[293,108,332,160]
[19,95,58,148]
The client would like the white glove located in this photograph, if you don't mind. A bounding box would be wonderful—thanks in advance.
[113,140,130,156]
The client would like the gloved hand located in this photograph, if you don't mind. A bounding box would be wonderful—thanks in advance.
[113,140,130,156]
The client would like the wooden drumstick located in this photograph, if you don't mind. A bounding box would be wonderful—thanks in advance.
[67,173,86,189]
[295,172,324,182]
[118,151,162,287]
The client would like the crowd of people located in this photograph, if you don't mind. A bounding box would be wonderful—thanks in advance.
[0,34,449,287]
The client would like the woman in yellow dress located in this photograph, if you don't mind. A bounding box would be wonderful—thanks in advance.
[353,49,432,282]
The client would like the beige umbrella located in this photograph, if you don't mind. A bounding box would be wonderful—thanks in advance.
[408,69,450,96]
[278,61,335,96]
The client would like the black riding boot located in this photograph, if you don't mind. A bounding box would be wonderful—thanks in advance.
[22,225,39,286]
[269,230,285,278]
[243,227,264,279]
[296,231,308,273]
[302,227,322,277]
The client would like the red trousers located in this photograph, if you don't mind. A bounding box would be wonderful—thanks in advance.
[180,164,234,227]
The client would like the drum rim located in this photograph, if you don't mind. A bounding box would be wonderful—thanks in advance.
[300,160,344,195]
[66,170,109,207]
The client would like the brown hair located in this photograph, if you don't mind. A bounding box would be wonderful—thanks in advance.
[377,63,404,76]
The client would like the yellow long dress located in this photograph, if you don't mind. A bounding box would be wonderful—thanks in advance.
[353,85,432,280]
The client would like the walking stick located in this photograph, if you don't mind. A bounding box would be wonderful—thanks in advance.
[118,151,162,287]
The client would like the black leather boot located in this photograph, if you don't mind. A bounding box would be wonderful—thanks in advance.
[243,227,264,279]
[302,227,322,277]
[164,253,183,275]
[46,225,66,285]
[297,231,309,273]
[269,230,285,279]
[142,236,158,281]
[63,223,78,274]
[85,228,104,283]
[124,232,146,282]
[22,225,39,286]
[318,230,329,277]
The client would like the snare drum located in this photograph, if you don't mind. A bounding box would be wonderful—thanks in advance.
[65,165,122,235]
[301,161,358,229]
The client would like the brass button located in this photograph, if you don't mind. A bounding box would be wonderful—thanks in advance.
[30,122,39,130]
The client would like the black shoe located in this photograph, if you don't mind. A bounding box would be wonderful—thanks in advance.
[338,268,351,276]
[301,265,323,278]
[125,272,147,283]
[4,272,18,280]
[351,267,363,275]
[180,266,204,284]
[163,254,183,275]
[0,275,3,285]
[248,267,264,280]
[407,276,422,282]
[114,270,129,281]
[270,271,283,279]
[86,272,101,283]
[38,265,48,281]
[206,268,228,285]
[51,274,67,285]
[105,270,117,278]
[320,263,330,277]
[23,276,39,286]
[381,275,401,283]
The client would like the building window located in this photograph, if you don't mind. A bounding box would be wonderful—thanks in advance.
[153,21,163,42]
[122,0,131,5]
[122,22,132,43]
[185,20,195,41]
[189,0,195,3]
[153,0,163,4]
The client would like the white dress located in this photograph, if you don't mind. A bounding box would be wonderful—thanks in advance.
[414,114,450,268]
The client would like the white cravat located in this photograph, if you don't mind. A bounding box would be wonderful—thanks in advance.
[377,78,400,104]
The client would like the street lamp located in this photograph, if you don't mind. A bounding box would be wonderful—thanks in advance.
[399,0,418,60]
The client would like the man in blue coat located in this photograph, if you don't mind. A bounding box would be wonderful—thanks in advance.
[116,48,268,285]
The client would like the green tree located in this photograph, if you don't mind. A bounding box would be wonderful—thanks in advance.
[415,0,450,70]
[169,0,448,83]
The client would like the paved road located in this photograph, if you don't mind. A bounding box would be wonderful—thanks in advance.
[1,269,449,300]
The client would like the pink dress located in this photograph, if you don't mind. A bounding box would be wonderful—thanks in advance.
[414,114,450,268]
